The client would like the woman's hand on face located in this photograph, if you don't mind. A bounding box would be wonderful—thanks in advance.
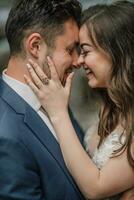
[24,57,74,119]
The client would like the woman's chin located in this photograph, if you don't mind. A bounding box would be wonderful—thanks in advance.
[88,80,107,89]
[87,79,98,88]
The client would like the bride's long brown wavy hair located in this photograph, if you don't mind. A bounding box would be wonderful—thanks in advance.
[82,1,134,168]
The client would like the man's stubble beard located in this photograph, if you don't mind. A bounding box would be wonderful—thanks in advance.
[42,48,53,79]
[42,47,65,85]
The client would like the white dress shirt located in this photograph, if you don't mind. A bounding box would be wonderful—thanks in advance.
[2,70,58,140]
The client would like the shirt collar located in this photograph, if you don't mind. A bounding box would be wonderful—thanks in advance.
[2,70,41,111]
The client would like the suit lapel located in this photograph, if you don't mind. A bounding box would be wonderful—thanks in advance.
[0,78,84,199]
[24,104,84,199]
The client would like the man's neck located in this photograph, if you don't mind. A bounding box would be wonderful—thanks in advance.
[6,56,30,84]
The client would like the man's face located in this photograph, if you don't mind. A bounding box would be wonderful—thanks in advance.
[39,19,79,85]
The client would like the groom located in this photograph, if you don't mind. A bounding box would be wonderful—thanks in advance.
[0,0,85,199]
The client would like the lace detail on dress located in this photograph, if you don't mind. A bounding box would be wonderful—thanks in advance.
[85,124,125,169]
[84,125,126,200]
[92,131,125,169]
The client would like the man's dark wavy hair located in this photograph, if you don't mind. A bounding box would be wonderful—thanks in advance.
[5,0,82,56]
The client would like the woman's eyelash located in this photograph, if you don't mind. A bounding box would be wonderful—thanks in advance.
[80,50,90,56]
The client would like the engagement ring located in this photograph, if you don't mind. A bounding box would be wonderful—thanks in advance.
[42,77,49,85]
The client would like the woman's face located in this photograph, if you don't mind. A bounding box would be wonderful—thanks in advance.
[78,24,112,88]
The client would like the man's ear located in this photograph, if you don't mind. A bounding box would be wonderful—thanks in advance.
[26,33,43,58]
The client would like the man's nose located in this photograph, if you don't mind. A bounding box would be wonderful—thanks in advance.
[72,51,81,69]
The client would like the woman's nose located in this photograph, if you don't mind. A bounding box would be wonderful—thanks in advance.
[77,54,84,66]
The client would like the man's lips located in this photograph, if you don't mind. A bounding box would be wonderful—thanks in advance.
[64,67,74,78]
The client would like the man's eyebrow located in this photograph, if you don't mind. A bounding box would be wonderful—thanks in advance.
[80,43,92,49]
[67,41,79,49]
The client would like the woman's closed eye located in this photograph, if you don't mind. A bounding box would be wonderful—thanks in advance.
[80,50,90,57]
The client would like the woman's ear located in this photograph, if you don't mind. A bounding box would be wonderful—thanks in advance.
[26,33,43,58]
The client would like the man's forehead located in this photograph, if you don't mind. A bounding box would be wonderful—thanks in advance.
[54,30,79,48]
[54,19,79,48]
[63,19,79,39]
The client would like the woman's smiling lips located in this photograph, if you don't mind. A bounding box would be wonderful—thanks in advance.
[83,66,92,75]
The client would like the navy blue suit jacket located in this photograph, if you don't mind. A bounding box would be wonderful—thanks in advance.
[0,77,85,200]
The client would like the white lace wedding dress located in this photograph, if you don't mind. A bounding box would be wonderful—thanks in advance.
[84,122,125,200]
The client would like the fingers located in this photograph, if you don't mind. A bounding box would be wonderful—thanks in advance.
[47,56,60,81]
[24,75,39,95]
[27,63,43,89]
[28,57,59,84]
[65,72,74,95]
[28,59,48,84]
[26,57,61,91]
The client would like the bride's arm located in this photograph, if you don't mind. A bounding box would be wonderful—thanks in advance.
[24,58,134,199]
[49,109,134,199]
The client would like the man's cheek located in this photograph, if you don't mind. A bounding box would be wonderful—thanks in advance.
[62,71,68,86]
[54,65,63,80]
[42,59,51,79]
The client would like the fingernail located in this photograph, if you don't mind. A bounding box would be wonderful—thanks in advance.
[47,56,51,61]
[24,74,27,79]
[26,63,31,69]
[24,75,28,83]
